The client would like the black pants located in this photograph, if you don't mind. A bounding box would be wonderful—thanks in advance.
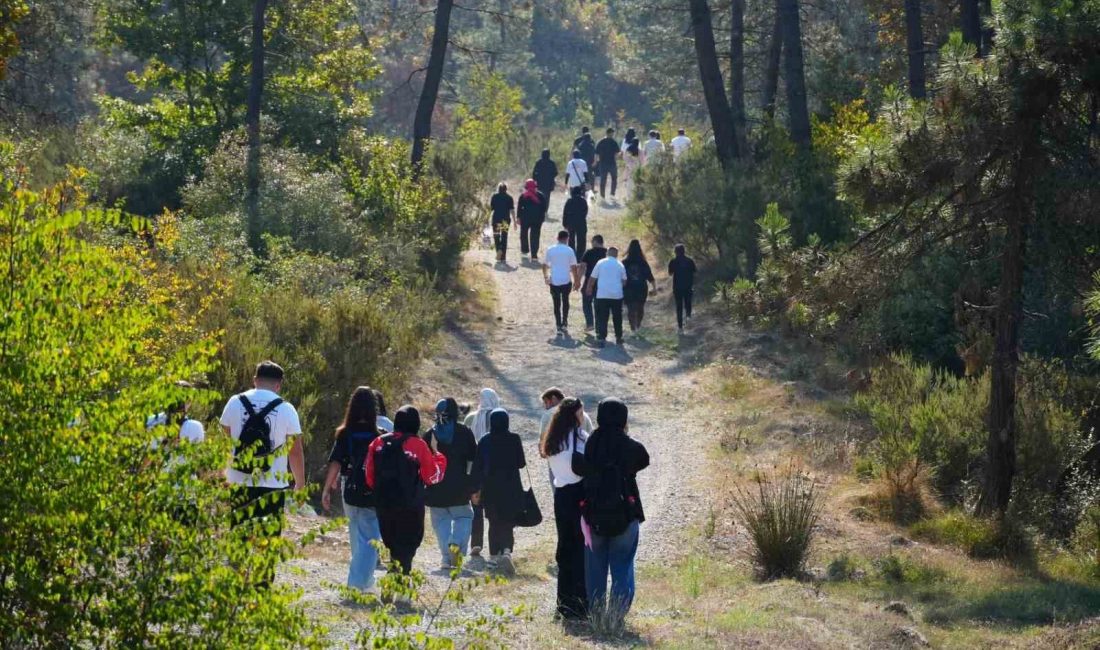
[520,220,543,257]
[675,290,693,328]
[487,516,515,556]
[230,486,287,587]
[472,504,485,550]
[582,292,596,328]
[599,165,618,197]
[377,505,425,574]
[626,300,647,331]
[554,482,588,619]
[551,283,572,328]
[568,226,587,260]
[493,225,509,260]
[595,298,624,342]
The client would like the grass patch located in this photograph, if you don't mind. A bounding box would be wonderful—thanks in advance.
[911,511,1034,563]
[717,363,757,399]
[714,603,774,632]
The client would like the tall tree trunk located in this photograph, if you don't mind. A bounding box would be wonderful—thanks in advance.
[762,4,782,119]
[904,0,926,99]
[961,0,981,51]
[729,0,748,153]
[975,74,1053,517]
[777,0,811,148]
[245,0,269,255]
[410,0,455,174]
[979,0,993,56]
[687,0,739,166]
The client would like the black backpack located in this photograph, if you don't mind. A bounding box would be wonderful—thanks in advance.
[373,434,422,509]
[232,395,283,473]
[579,138,596,163]
[583,461,633,537]
[342,429,379,507]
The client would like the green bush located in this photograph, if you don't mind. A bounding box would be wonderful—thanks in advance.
[873,554,947,585]
[911,511,1034,562]
[0,175,321,646]
[732,466,823,580]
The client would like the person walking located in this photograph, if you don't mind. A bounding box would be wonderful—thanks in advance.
[472,408,527,575]
[489,182,516,263]
[642,130,665,166]
[424,398,479,570]
[580,235,607,333]
[595,128,620,200]
[543,230,585,335]
[220,361,305,587]
[562,185,589,259]
[531,149,558,200]
[539,387,594,439]
[586,246,628,347]
[321,386,382,592]
[517,179,548,260]
[622,239,658,334]
[667,243,698,333]
[463,388,501,557]
[564,149,589,196]
[147,380,205,465]
[576,128,597,182]
[670,128,692,160]
[540,397,590,621]
[582,397,650,626]
[365,405,447,575]
[620,128,641,196]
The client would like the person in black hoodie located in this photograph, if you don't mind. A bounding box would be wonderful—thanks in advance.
[424,398,479,570]
[531,149,558,199]
[562,185,589,259]
[472,408,526,574]
[517,179,549,260]
[582,397,650,625]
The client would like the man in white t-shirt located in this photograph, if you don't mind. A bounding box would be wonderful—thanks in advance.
[670,129,692,159]
[586,246,628,347]
[642,131,665,165]
[564,150,589,192]
[543,230,586,334]
[220,360,304,540]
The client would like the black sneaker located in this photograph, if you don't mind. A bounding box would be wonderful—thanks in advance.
[597,340,606,348]
[616,338,624,346]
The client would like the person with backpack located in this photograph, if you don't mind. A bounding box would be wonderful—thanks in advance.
[220,361,304,543]
[517,179,548,261]
[586,246,628,347]
[540,397,591,621]
[577,131,597,186]
[562,185,589,260]
[667,243,698,333]
[471,408,527,574]
[489,182,516,263]
[531,149,558,200]
[463,388,501,557]
[365,405,447,575]
[622,239,658,334]
[321,386,382,592]
[424,398,479,570]
[579,235,607,332]
[595,128,620,200]
[582,397,650,625]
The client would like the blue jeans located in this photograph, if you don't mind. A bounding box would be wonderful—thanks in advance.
[585,520,640,619]
[430,504,474,564]
[345,503,381,591]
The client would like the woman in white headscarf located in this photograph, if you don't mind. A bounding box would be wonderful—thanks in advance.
[462,387,501,556]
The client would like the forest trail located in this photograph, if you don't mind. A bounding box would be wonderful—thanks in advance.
[289,184,726,646]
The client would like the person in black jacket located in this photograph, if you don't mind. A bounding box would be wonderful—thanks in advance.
[582,397,650,625]
[517,179,549,260]
[595,128,620,199]
[579,235,607,332]
[562,185,589,259]
[532,149,558,199]
[667,243,698,332]
[472,408,527,574]
[622,239,658,333]
[424,398,479,570]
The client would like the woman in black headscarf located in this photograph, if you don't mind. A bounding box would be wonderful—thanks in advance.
[582,397,650,626]
[471,408,526,574]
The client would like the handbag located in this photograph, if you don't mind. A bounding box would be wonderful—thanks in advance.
[513,464,543,528]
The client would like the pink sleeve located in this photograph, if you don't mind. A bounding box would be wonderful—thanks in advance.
[365,437,382,489]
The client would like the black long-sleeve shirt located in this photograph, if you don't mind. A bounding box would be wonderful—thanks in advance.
[562,195,589,231]
[583,428,650,523]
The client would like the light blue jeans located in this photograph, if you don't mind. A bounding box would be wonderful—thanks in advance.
[429,504,475,564]
[585,520,640,620]
[344,503,380,591]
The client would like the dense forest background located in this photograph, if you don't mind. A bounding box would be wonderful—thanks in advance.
[2,0,1100,645]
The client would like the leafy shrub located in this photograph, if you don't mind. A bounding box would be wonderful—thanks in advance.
[1071,506,1100,578]
[873,554,947,585]
[0,174,321,646]
[826,554,865,581]
[732,466,823,580]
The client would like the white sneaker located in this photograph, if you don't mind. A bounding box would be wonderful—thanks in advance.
[497,549,515,575]
[487,554,500,568]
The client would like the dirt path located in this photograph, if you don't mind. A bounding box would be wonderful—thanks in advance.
[288,186,722,646]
